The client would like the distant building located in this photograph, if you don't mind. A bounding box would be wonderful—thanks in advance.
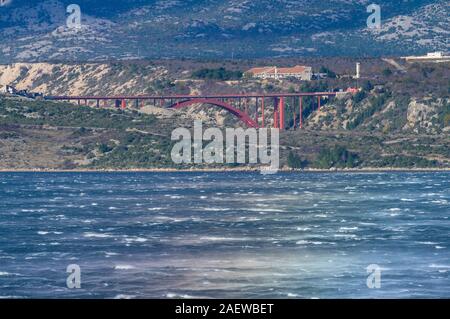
[313,73,328,80]
[346,87,360,94]
[245,65,312,80]
[3,85,43,99]
[373,85,385,93]
[5,85,16,94]
[401,52,450,63]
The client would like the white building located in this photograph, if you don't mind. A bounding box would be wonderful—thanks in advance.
[246,65,312,81]
[402,52,450,63]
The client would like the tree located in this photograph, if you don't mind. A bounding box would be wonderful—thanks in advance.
[382,68,393,77]
[98,143,113,153]
[287,151,307,169]
[319,66,336,78]
[191,68,243,81]
[315,146,358,169]
[352,91,366,104]
[361,80,373,92]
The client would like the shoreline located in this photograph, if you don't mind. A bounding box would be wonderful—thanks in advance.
[0,167,449,173]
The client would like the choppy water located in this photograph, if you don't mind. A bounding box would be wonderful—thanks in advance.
[0,172,449,299]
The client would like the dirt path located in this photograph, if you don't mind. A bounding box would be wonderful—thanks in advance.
[382,58,407,72]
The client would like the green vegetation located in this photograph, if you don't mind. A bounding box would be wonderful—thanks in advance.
[382,68,393,77]
[89,131,173,168]
[0,131,20,139]
[360,80,373,92]
[439,100,450,127]
[348,92,391,129]
[191,67,243,81]
[319,66,336,78]
[314,146,358,169]
[376,155,438,168]
[287,151,307,169]
[352,91,366,104]
[0,57,449,170]
[98,143,113,153]
[0,99,157,129]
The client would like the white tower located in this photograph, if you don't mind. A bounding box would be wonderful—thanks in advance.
[355,62,361,79]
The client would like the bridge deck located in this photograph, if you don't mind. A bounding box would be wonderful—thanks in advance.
[46,92,337,100]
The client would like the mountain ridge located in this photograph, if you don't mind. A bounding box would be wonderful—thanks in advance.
[0,0,448,63]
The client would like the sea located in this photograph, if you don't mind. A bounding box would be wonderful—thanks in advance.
[0,172,448,298]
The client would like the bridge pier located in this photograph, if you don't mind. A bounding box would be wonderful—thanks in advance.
[293,98,296,130]
[292,97,296,130]
[254,98,258,126]
[293,111,296,129]
[299,97,303,129]
[273,97,279,129]
[279,97,285,130]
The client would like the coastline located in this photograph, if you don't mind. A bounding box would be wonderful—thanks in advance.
[0,167,449,173]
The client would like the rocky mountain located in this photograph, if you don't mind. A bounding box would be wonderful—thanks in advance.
[0,0,448,63]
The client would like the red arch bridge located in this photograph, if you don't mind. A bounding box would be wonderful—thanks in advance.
[45,92,337,129]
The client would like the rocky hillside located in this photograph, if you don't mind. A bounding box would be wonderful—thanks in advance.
[0,58,449,169]
[1,97,449,170]
[0,0,448,62]
[0,62,168,95]
[0,58,448,134]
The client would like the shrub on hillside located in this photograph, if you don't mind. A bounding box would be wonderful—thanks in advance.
[287,151,307,169]
[191,68,242,81]
[315,146,358,169]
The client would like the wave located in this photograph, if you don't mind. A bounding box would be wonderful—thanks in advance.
[114,265,135,270]
[83,232,113,238]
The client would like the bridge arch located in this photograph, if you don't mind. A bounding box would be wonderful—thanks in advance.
[168,98,258,128]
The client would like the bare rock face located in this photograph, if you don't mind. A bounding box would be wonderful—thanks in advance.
[403,99,438,133]
[0,62,167,96]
